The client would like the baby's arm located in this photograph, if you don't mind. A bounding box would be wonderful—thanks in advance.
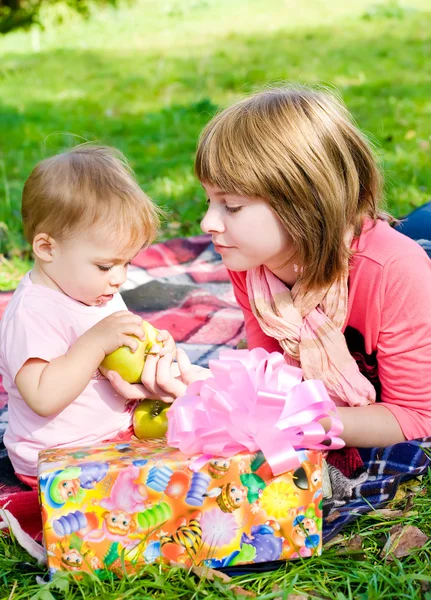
[15,311,144,417]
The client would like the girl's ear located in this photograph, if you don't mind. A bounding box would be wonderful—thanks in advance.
[33,233,56,262]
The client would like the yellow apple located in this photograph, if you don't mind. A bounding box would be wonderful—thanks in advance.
[133,399,170,439]
[100,320,159,383]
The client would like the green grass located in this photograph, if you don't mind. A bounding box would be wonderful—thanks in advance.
[0,1,431,596]
[0,0,431,289]
[2,472,431,599]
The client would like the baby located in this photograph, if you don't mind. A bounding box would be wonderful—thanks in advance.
[0,144,173,488]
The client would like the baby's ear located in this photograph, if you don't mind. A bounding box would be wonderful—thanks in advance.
[33,233,56,262]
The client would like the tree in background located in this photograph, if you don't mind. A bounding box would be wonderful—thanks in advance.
[0,0,117,34]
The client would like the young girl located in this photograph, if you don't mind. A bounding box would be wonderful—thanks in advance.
[0,144,174,487]
[110,85,431,447]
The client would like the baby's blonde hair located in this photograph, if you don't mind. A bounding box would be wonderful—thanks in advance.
[22,143,161,249]
[195,85,389,289]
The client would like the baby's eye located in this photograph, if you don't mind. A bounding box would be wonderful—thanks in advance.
[97,265,112,272]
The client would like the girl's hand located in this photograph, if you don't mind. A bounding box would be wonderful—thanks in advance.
[105,348,211,403]
[155,330,176,358]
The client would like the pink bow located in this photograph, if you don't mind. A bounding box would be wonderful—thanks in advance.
[167,348,344,476]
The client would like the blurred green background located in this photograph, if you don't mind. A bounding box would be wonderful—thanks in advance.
[0,0,430,289]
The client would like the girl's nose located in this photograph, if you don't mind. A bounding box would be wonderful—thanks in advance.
[200,206,224,234]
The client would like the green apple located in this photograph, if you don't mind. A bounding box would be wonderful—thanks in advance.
[133,399,170,439]
[100,320,159,383]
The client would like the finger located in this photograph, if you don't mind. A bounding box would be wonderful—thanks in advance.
[121,335,140,352]
[105,371,146,400]
[142,352,180,400]
[158,338,176,358]
[117,325,145,341]
[176,348,192,378]
[129,326,145,340]
[115,312,143,326]
[140,351,162,396]
[156,330,169,342]
[111,310,130,317]
[155,353,188,398]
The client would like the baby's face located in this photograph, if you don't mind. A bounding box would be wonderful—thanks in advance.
[43,226,143,306]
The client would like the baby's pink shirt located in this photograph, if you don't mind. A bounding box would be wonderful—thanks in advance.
[0,273,132,476]
[228,220,431,441]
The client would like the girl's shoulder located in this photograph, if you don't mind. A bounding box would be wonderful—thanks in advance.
[352,218,429,269]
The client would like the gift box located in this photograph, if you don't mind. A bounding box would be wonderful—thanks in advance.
[38,438,324,577]
[39,348,343,577]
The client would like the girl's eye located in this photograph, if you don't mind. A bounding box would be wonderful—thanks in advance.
[225,206,242,213]
[97,265,112,272]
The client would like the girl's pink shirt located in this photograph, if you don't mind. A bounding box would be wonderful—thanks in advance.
[228,219,431,440]
[0,273,132,476]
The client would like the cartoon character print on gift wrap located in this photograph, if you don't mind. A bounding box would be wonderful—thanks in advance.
[240,521,284,563]
[203,519,283,568]
[40,462,109,508]
[292,459,323,499]
[84,465,150,547]
[47,535,102,572]
[208,458,231,479]
[235,453,275,515]
[146,463,191,499]
[289,504,322,558]
[205,482,247,513]
[159,511,203,564]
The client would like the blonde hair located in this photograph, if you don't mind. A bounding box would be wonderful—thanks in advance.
[195,85,389,289]
[22,143,161,249]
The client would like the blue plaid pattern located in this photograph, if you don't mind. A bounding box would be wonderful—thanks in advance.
[323,438,431,542]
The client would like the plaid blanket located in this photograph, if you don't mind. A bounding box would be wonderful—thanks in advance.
[1,234,430,549]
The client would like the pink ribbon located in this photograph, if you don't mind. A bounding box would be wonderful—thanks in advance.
[167,348,345,476]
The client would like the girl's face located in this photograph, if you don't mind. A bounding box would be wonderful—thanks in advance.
[201,184,297,284]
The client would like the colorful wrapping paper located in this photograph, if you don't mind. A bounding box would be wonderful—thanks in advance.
[38,439,323,577]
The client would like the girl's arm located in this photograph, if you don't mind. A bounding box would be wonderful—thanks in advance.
[322,405,405,448]
[15,310,145,417]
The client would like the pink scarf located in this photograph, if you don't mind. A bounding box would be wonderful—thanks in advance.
[246,264,376,407]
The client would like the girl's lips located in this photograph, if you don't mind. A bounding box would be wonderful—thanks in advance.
[214,244,234,252]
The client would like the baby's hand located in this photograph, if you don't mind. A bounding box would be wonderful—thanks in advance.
[84,310,145,357]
